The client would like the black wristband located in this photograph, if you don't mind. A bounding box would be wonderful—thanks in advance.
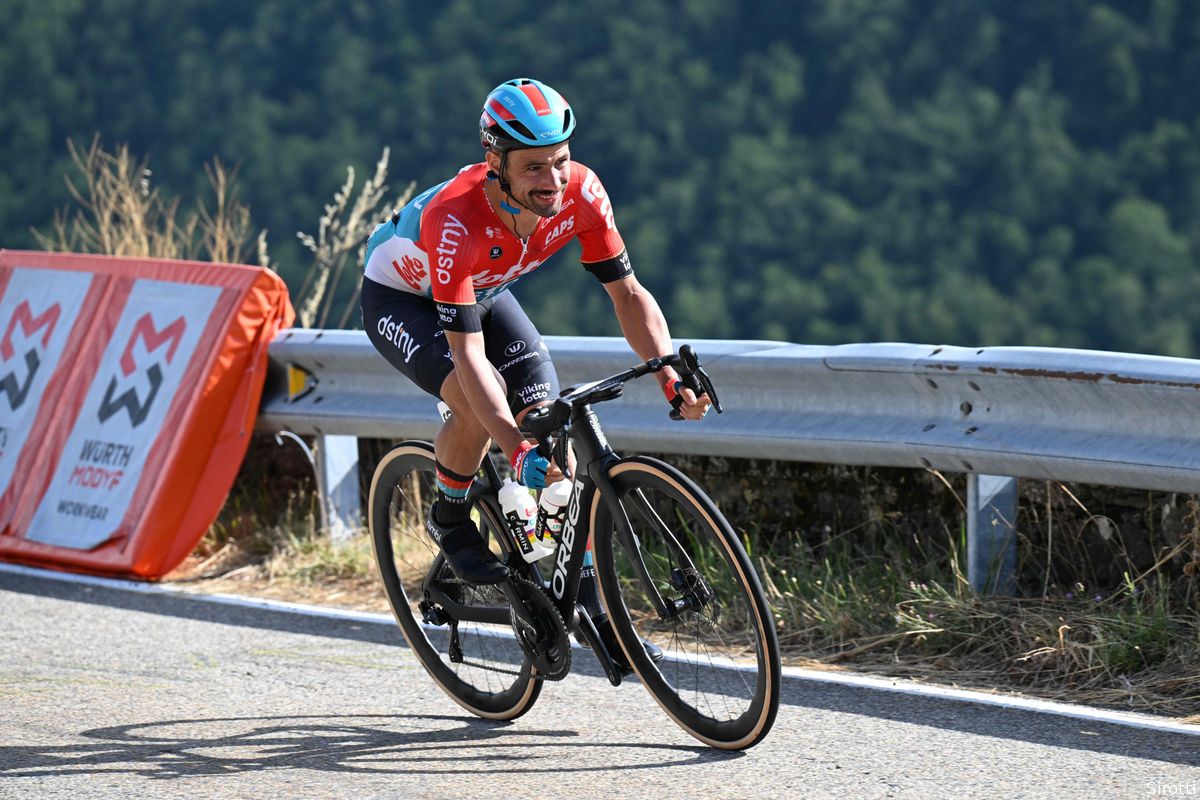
[436,302,482,333]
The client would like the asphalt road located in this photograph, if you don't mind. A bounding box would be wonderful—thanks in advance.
[2,569,1198,800]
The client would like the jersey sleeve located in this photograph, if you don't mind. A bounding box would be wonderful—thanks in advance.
[420,206,484,332]
[574,166,626,264]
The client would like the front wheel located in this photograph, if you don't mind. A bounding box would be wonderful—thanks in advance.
[592,456,781,750]
[369,442,541,720]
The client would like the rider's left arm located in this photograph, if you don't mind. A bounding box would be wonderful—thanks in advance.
[603,275,710,420]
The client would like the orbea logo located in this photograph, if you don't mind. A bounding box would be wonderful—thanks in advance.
[98,313,187,427]
[0,300,62,411]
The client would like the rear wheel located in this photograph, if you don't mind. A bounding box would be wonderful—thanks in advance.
[592,456,780,749]
[368,442,540,720]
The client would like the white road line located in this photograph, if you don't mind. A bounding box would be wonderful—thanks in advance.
[3,560,1197,737]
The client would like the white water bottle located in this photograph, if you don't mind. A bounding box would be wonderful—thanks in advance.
[535,479,572,548]
[498,479,552,563]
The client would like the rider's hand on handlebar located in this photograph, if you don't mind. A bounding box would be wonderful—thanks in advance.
[511,441,550,488]
[662,371,711,421]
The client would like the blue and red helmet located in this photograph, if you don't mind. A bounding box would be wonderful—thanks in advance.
[479,78,575,152]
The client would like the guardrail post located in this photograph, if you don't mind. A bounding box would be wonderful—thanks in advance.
[315,434,362,542]
[966,474,1018,594]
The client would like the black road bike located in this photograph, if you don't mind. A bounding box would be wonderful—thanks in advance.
[368,346,781,750]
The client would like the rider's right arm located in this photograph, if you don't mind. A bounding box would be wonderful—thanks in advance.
[443,329,527,461]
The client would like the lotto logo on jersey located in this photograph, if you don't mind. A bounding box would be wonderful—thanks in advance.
[580,170,614,230]
[391,255,427,291]
[0,300,61,412]
[471,259,543,289]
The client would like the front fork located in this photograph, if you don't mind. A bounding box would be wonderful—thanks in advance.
[590,463,711,623]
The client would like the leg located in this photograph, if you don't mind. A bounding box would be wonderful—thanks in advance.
[481,291,570,477]
[360,279,506,584]
[434,366,499,479]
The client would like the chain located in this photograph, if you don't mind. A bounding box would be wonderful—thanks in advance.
[441,574,571,681]
[452,655,524,677]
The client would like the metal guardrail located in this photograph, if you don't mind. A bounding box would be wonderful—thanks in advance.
[257,330,1200,592]
[260,330,1200,494]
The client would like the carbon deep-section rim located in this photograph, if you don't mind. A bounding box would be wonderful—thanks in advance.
[592,456,781,749]
[368,442,540,720]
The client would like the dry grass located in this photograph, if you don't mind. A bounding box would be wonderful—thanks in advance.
[294,147,414,328]
[754,472,1200,718]
[34,136,412,330]
[168,485,385,613]
[33,137,260,264]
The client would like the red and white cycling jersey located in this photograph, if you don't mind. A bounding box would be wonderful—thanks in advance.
[363,161,625,313]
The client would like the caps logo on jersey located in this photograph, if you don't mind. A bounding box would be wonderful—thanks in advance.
[0,300,61,412]
[489,246,503,259]
[543,216,575,248]
[97,312,187,427]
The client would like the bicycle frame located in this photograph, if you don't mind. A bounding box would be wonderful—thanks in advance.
[416,346,722,683]
[413,399,630,683]
[410,408,616,636]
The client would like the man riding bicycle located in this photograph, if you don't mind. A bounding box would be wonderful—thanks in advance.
[361,77,710,588]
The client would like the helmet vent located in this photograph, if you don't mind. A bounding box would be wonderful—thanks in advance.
[507,120,535,142]
[561,109,572,133]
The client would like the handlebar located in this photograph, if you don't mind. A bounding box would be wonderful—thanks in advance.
[522,345,723,477]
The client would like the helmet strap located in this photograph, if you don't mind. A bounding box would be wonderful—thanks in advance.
[494,149,538,222]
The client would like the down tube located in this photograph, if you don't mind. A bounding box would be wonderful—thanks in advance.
[548,474,597,622]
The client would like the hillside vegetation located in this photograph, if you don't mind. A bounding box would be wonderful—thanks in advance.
[4,1,1200,354]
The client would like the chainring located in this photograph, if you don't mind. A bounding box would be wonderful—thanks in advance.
[507,575,572,681]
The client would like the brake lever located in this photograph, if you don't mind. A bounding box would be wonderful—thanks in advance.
[554,421,572,481]
[695,364,723,414]
[669,344,722,420]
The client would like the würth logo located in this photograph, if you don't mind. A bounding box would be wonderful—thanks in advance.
[98,313,187,427]
[0,300,62,411]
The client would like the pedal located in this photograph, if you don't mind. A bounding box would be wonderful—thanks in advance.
[448,621,463,664]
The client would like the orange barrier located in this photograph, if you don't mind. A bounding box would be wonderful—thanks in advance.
[0,251,294,578]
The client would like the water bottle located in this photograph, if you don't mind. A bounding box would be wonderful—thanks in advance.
[498,479,553,563]
[534,479,572,549]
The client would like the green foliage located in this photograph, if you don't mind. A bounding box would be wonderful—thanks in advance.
[5,1,1200,355]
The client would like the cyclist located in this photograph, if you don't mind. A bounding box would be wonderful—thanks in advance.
[361,77,710,587]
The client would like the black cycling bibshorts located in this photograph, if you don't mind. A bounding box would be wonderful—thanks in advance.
[360,276,559,416]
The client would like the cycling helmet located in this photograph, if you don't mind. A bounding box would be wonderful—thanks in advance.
[479,78,575,152]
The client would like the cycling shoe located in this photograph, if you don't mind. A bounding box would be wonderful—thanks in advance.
[426,504,509,585]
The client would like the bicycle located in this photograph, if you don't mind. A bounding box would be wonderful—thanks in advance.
[368,345,781,750]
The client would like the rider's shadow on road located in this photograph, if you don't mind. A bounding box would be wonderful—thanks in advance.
[0,713,734,780]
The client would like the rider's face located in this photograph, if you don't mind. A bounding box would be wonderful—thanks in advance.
[492,144,571,218]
